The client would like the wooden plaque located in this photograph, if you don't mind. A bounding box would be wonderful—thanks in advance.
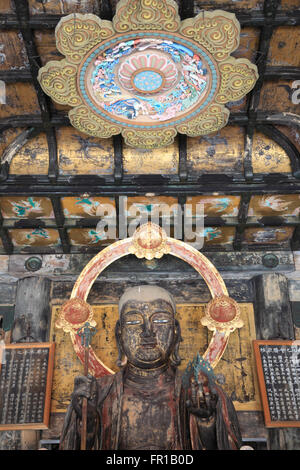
[253,340,300,428]
[0,342,55,430]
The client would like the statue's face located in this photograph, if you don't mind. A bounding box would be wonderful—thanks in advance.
[119,299,176,369]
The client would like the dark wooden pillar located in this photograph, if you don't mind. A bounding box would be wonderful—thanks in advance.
[11,276,51,450]
[254,273,300,450]
[12,277,51,343]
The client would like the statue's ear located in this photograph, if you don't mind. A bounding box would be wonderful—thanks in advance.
[170,319,182,367]
[115,320,127,368]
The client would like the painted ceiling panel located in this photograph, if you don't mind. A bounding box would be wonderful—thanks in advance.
[258,80,300,114]
[126,196,179,218]
[123,140,179,175]
[243,226,294,245]
[252,131,292,174]
[232,27,260,63]
[34,30,64,66]
[194,0,263,11]
[9,132,49,175]
[248,194,300,218]
[0,0,14,13]
[62,196,116,218]
[187,126,244,175]
[275,126,300,154]
[57,127,114,175]
[187,226,235,246]
[0,197,54,219]
[8,228,60,247]
[68,228,114,247]
[279,0,300,9]
[0,128,24,157]
[28,0,101,15]
[268,26,300,67]
[0,83,40,118]
[0,31,29,71]
[186,195,240,217]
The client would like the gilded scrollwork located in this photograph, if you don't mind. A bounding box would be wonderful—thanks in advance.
[176,105,229,137]
[55,13,114,64]
[122,128,177,149]
[113,0,181,32]
[38,59,82,107]
[180,11,240,62]
[68,105,122,139]
[216,59,259,104]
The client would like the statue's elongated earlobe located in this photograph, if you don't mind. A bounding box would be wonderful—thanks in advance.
[170,319,182,367]
[115,320,128,367]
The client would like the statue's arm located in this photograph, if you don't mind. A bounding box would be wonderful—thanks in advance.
[59,375,100,450]
[186,375,243,450]
[186,377,218,449]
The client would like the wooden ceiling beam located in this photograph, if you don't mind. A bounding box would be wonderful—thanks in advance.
[1,11,300,30]
[1,179,300,196]
[243,0,281,184]
[14,0,59,185]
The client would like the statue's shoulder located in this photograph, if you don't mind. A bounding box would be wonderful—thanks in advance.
[96,371,120,387]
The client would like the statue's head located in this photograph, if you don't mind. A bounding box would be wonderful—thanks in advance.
[115,285,182,370]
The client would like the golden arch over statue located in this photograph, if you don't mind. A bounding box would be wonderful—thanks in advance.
[56,222,243,377]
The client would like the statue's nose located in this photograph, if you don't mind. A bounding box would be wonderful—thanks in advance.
[141,318,155,338]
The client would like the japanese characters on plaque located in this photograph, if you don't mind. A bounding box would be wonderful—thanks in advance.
[0,343,55,430]
[254,341,300,427]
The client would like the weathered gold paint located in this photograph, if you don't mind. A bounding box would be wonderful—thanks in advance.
[126,196,178,218]
[68,228,115,246]
[280,0,300,8]
[0,196,54,219]
[34,30,64,65]
[9,132,49,175]
[0,0,14,13]
[0,128,24,158]
[275,125,300,154]
[268,26,300,66]
[50,303,260,412]
[0,83,40,119]
[9,228,60,247]
[258,80,300,113]
[62,196,116,218]
[244,226,294,244]
[232,27,260,62]
[0,31,28,70]
[194,0,263,9]
[187,126,244,174]
[28,0,100,14]
[123,140,179,174]
[252,131,292,173]
[57,127,114,175]
[186,195,240,217]
[249,194,300,217]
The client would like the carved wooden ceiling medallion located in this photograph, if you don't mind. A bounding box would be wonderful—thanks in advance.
[38,0,258,149]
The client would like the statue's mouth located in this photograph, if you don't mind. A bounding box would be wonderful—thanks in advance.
[140,341,157,348]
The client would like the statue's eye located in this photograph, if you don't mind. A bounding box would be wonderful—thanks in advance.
[125,320,141,325]
[153,319,169,324]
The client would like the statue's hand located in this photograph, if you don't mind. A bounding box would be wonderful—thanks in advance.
[71,374,97,418]
[186,373,218,420]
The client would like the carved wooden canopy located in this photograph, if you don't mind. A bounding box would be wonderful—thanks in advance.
[38,0,258,149]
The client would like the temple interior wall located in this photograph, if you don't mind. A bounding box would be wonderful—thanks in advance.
[0,250,299,450]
